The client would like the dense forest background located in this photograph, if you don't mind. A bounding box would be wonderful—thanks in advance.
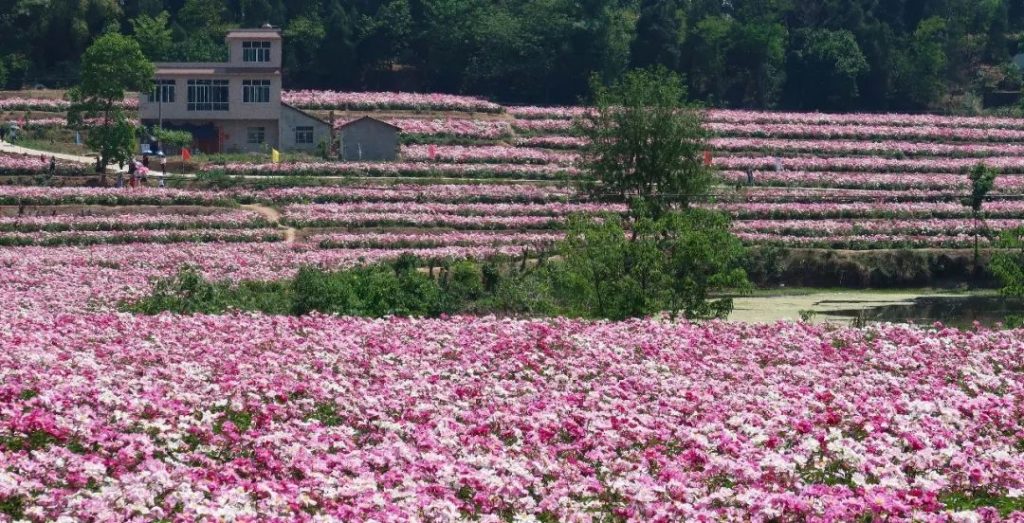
[2,0,1024,112]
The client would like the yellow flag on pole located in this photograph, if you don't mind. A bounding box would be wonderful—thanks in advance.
[271,148,280,163]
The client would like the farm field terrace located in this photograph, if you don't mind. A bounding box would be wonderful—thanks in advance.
[2,92,1024,520]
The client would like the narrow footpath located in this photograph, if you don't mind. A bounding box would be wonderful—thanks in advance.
[241,203,297,244]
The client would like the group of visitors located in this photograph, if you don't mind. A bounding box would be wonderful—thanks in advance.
[116,154,168,189]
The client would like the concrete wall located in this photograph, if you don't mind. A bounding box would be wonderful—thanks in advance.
[220,119,279,153]
[139,74,281,121]
[279,105,332,152]
[340,119,399,161]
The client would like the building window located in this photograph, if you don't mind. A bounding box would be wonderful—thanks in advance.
[242,41,271,62]
[243,80,271,103]
[149,79,175,103]
[187,79,229,111]
[295,126,314,145]
[247,127,266,144]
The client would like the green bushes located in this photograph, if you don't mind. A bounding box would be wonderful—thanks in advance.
[125,266,293,315]
[127,210,753,321]
[291,263,451,317]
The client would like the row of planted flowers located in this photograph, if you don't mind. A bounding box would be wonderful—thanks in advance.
[282,90,503,112]
[0,184,575,206]
[735,232,990,249]
[0,228,284,247]
[311,231,564,250]
[402,144,577,165]
[732,218,1023,237]
[0,185,983,208]
[0,209,269,233]
[0,154,85,176]
[0,313,1021,520]
[281,202,620,230]
[204,161,577,180]
[711,200,1024,219]
[510,104,1024,130]
[717,155,1024,174]
[722,170,1024,192]
[0,97,138,112]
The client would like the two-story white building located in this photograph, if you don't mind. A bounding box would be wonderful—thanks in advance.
[139,27,331,154]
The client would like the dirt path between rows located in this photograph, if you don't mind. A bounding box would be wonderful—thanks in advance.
[241,204,297,244]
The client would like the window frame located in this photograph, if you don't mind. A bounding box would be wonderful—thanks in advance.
[242,41,272,63]
[242,79,271,103]
[187,79,230,112]
[149,79,176,104]
[295,126,314,145]
[247,126,266,145]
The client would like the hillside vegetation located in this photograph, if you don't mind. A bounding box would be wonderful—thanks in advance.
[1,0,1023,110]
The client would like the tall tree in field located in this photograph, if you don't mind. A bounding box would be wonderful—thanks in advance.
[963,163,999,274]
[577,66,712,218]
[67,32,154,172]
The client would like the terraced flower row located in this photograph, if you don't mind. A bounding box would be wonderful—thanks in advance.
[509,104,1024,130]
[282,201,622,229]
[1,314,1022,520]
[312,231,564,249]
[0,228,284,246]
[734,218,1022,236]
[0,209,269,233]
[709,122,1024,144]
[712,200,1024,219]
[0,184,575,206]
[402,144,577,165]
[282,90,503,112]
[206,161,577,180]
[0,154,85,176]
[0,97,138,112]
[717,155,1024,174]
[721,170,1024,192]
[735,232,988,249]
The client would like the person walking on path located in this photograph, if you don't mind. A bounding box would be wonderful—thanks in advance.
[116,171,125,188]
[160,155,167,175]
[49,156,56,177]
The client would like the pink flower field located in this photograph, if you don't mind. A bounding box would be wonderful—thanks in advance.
[2,312,1024,521]
[4,94,1024,519]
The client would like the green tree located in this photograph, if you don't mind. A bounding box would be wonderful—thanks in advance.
[283,14,327,85]
[894,17,948,109]
[685,16,733,104]
[728,21,787,107]
[630,0,684,70]
[153,127,193,151]
[963,163,999,273]
[67,32,154,172]
[578,66,712,218]
[991,227,1024,327]
[130,11,174,61]
[553,211,749,320]
[786,28,869,109]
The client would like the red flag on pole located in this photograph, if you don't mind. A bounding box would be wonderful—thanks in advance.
[181,148,192,161]
[703,150,712,166]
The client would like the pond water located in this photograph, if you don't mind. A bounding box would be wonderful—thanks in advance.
[823,296,1024,329]
[728,291,1023,328]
